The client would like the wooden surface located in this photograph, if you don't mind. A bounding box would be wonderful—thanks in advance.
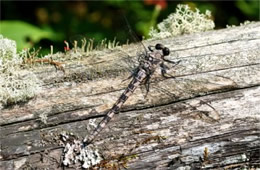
[1,22,260,169]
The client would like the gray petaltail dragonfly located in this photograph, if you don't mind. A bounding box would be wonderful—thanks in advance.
[83,43,180,145]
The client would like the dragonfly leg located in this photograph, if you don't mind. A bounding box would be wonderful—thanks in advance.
[148,45,155,52]
[122,67,139,82]
[163,59,181,67]
[160,63,176,79]
[144,75,151,97]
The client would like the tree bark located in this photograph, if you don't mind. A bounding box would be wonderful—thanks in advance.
[1,22,260,169]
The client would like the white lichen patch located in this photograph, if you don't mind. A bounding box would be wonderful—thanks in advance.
[61,132,102,169]
[182,142,226,156]
[18,125,33,131]
[219,154,249,165]
[160,115,178,124]
[0,35,17,59]
[146,123,160,130]
[149,4,215,39]
[0,35,41,109]
[13,157,27,169]
[226,20,253,28]
[39,112,48,124]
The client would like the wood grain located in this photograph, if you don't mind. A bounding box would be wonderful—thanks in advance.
[0,22,259,169]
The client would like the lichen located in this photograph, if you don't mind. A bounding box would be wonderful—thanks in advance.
[148,4,215,39]
[0,35,42,109]
[61,132,102,168]
[39,112,48,124]
[226,20,253,28]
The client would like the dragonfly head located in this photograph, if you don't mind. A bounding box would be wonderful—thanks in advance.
[155,44,170,56]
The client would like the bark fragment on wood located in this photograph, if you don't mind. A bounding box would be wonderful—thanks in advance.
[0,22,260,169]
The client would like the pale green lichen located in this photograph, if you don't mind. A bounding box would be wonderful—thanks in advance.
[226,20,253,28]
[39,112,48,124]
[0,35,42,109]
[148,4,215,39]
[61,132,102,169]
[0,35,17,60]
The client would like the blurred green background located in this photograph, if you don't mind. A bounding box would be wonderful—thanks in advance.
[0,0,259,55]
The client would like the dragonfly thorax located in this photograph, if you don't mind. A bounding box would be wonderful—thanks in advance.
[139,51,162,73]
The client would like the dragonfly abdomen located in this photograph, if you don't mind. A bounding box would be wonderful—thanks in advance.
[84,69,147,144]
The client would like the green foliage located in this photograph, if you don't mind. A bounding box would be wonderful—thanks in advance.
[0,20,61,51]
[236,0,259,17]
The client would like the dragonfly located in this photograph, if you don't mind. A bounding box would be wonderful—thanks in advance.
[81,14,182,145]
[83,42,180,145]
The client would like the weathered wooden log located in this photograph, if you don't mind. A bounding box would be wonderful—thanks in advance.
[0,22,260,169]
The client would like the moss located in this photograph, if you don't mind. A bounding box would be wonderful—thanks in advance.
[0,35,42,109]
[149,4,215,39]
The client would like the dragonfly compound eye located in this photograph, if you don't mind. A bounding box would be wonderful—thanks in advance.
[163,47,170,56]
[155,44,163,50]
